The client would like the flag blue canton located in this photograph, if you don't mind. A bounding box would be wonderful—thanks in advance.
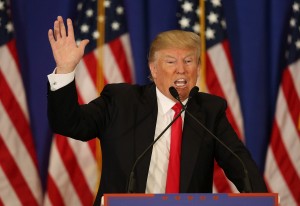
[176,0,200,34]
[104,0,128,42]
[176,0,227,48]
[0,0,14,46]
[74,0,128,54]
[74,0,98,54]
[285,0,300,65]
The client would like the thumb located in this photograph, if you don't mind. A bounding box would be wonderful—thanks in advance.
[78,39,89,52]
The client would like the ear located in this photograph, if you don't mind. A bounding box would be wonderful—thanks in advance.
[149,62,157,79]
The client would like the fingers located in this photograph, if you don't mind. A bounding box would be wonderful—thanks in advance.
[52,16,67,40]
[48,29,55,45]
[53,18,60,40]
[58,16,67,38]
[66,18,75,39]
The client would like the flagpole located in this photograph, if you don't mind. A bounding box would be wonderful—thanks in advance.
[97,0,105,92]
[199,0,207,92]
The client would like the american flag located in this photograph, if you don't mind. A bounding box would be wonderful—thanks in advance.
[177,0,244,192]
[0,0,42,205]
[264,0,300,205]
[43,0,134,205]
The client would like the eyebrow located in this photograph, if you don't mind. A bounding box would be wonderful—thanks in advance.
[163,53,195,59]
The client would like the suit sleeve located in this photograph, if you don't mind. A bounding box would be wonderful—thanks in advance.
[47,80,114,141]
[213,99,268,192]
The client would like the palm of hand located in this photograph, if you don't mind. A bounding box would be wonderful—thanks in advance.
[48,16,89,74]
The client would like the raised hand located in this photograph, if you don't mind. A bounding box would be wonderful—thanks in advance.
[48,16,89,74]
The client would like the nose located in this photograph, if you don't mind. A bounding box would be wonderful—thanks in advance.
[176,62,185,74]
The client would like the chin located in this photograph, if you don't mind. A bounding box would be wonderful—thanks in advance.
[178,92,189,101]
[177,87,190,99]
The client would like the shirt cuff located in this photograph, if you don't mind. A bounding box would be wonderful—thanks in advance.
[47,68,76,91]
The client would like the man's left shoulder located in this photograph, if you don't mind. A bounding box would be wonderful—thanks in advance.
[196,92,227,105]
[191,92,228,114]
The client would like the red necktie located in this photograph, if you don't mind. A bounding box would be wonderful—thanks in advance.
[166,102,183,193]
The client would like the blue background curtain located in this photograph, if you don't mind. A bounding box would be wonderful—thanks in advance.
[10,0,292,189]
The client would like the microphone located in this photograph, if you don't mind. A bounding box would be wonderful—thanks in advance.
[127,91,187,193]
[169,86,253,193]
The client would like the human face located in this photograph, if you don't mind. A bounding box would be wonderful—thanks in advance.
[149,48,199,101]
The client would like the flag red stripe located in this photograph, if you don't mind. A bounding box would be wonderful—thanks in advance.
[213,161,232,192]
[0,71,38,166]
[87,139,98,159]
[206,54,242,138]
[83,52,98,86]
[281,69,300,135]
[77,86,86,105]
[0,135,39,206]
[108,38,133,83]
[271,123,300,203]
[55,135,94,205]
[82,53,108,90]
[46,175,65,206]
[0,196,4,206]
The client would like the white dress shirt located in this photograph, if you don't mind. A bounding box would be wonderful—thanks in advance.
[145,88,186,193]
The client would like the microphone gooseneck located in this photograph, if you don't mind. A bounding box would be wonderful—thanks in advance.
[169,86,253,193]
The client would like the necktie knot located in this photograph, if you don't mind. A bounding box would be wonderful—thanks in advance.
[172,102,182,114]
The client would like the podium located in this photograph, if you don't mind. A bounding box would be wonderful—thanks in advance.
[103,193,278,206]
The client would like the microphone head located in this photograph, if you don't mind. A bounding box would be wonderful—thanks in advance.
[169,86,179,99]
[189,86,199,98]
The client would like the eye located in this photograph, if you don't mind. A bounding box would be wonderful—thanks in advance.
[184,59,193,64]
[166,59,176,64]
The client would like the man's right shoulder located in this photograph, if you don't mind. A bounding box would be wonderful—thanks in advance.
[102,83,154,95]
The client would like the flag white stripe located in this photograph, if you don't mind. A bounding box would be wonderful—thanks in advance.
[0,167,22,206]
[76,60,98,102]
[68,139,98,192]
[288,59,300,97]
[120,34,135,82]
[275,87,300,176]
[75,61,100,192]
[102,45,125,83]
[47,139,82,206]
[207,44,245,138]
[265,149,297,206]
[0,102,42,202]
[0,45,29,120]
[228,179,239,192]
[43,194,52,206]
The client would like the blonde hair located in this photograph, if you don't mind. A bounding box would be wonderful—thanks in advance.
[148,30,201,63]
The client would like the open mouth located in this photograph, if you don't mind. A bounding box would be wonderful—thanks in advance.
[174,79,187,88]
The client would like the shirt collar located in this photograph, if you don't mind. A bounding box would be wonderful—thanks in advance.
[156,87,188,115]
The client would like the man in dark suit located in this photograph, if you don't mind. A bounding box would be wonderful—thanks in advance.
[47,16,268,205]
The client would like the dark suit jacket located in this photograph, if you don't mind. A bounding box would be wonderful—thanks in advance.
[47,80,267,205]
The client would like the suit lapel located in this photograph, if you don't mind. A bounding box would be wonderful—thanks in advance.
[133,84,158,192]
[180,97,206,192]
